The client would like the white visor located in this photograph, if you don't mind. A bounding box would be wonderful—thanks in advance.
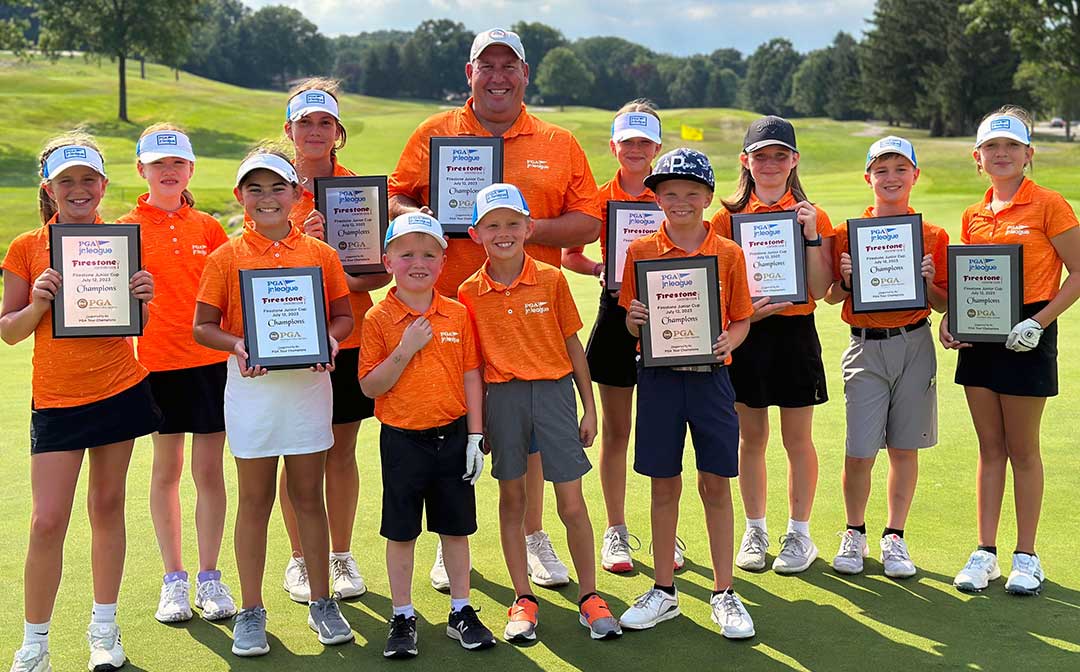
[137,130,195,163]
[975,114,1030,148]
[612,112,662,144]
[235,153,298,187]
[286,90,340,122]
[43,145,107,180]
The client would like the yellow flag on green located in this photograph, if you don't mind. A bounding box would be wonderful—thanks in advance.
[680,124,704,141]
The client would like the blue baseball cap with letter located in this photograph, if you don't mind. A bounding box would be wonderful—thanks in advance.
[385,212,447,249]
[644,148,715,191]
[472,183,531,225]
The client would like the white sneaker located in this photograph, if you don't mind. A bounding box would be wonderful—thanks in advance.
[880,534,916,579]
[618,587,680,630]
[1004,553,1045,596]
[154,578,193,623]
[710,591,755,639]
[430,541,450,592]
[195,577,238,621]
[283,556,311,603]
[9,644,50,672]
[736,526,770,571]
[86,623,125,671]
[330,553,367,599]
[525,530,570,587]
[601,525,638,573]
[954,550,1001,592]
[772,531,818,574]
[674,536,686,571]
[832,530,869,575]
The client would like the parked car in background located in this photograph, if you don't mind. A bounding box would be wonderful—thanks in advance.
[1050,117,1065,127]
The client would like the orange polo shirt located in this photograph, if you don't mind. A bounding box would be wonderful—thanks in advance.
[961,178,1079,305]
[565,170,657,265]
[710,190,834,316]
[357,289,480,430]
[833,206,949,328]
[619,222,754,365]
[457,255,583,384]
[287,160,373,350]
[389,98,601,296]
[117,195,229,372]
[2,215,148,409]
[197,224,350,341]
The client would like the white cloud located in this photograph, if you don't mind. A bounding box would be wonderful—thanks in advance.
[241,0,876,55]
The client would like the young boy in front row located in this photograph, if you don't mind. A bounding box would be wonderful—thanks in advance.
[824,137,948,579]
[458,183,622,643]
[618,148,756,639]
[358,213,496,658]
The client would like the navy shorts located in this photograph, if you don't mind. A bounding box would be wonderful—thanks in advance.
[634,364,740,478]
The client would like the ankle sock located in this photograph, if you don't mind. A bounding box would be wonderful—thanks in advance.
[517,594,539,605]
[788,519,810,537]
[331,551,352,561]
[847,523,867,535]
[197,569,220,583]
[1014,550,1037,558]
[654,584,676,596]
[577,592,598,606]
[163,570,188,584]
[392,604,415,619]
[746,517,767,533]
[450,597,470,613]
[91,602,117,625]
[711,588,734,598]
[23,621,49,651]
[977,545,997,556]
[883,527,904,539]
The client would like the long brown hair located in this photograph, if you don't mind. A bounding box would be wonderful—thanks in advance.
[138,122,196,207]
[38,131,105,224]
[285,77,348,160]
[721,157,809,213]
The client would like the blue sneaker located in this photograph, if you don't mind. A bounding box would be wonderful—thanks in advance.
[232,608,269,657]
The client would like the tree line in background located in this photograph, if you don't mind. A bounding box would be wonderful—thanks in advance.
[1,0,1077,138]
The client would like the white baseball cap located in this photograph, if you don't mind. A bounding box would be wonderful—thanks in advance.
[137,130,195,164]
[235,153,298,187]
[865,135,917,172]
[286,89,340,122]
[470,28,525,62]
[43,145,107,180]
[385,212,448,250]
[612,112,662,144]
[472,183,530,225]
[975,114,1030,148]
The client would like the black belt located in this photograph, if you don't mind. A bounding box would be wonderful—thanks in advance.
[389,416,465,440]
[851,318,928,341]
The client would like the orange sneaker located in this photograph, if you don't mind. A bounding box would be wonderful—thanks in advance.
[504,597,538,643]
[578,594,623,640]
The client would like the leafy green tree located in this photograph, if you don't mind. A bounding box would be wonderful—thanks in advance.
[0,1,35,56]
[401,19,472,99]
[789,49,830,117]
[535,46,594,110]
[667,56,710,108]
[741,38,802,116]
[510,21,567,77]
[571,36,654,109]
[705,67,738,108]
[823,32,866,120]
[37,0,202,121]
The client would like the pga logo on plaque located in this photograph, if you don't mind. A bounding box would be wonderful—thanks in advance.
[847,214,927,314]
[428,137,504,234]
[947,244,1023,343]
[315,175,389,275]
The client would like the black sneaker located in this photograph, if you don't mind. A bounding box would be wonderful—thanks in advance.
[446,605,496,650]
[384,614,418,659]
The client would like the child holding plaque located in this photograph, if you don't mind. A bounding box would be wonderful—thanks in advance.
[2,132,160,672]
[277,77,391,605]
[562,100,669,574]
[710,116,834,576]
[940,106,1080,596]
[116,123,238,624]
[824,136,948,578]
[193,149,355,656]
[618,148,756,638]
[358,212,495,658]
[458,183,622,644]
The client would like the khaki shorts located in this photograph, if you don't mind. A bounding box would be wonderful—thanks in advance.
[841,323,937,458]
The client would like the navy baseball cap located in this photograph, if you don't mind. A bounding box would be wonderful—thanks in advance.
[644,148,715,191]
[743,116,797,153]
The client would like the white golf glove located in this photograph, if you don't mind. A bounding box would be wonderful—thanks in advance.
[463,434,485,485]
[1006,318,1043,352]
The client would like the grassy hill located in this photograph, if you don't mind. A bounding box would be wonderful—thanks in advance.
[1,55,1079,671]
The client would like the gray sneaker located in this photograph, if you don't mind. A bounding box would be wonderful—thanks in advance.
[736,526,770,571]
[772,532,818,574]
[308,597,354,645]
[232,607,270,657]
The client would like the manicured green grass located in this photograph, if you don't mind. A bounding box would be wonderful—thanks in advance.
[1,55,1079,671]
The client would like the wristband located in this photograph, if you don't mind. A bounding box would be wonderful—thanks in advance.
[593,262,604,277]
[839,277,852,292]
[804,235,822,247]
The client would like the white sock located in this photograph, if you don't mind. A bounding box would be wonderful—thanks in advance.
[392,604,415,619]
[23,621,49,651]
[330,551,352,561]
[746,517,767,533]
[450,597,470,614]
[91,602,117,625]
[787,519,811,537]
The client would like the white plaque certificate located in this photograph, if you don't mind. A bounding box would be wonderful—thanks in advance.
[635,256,722,367]
[240,267,330,370]
[848,214,927,313]
[428,137,504,234]
[731,210,807,304]
[315,175,388,275]
[948,244,1023,343]
[605,200,663,292]
[49,223,142,338]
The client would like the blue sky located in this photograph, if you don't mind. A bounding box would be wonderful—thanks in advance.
[242,0,876,56]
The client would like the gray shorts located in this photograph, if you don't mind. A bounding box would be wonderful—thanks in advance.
[485,376,592,483]
[841,322,938,457]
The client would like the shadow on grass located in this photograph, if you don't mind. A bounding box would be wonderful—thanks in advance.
[0,143,41,187]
